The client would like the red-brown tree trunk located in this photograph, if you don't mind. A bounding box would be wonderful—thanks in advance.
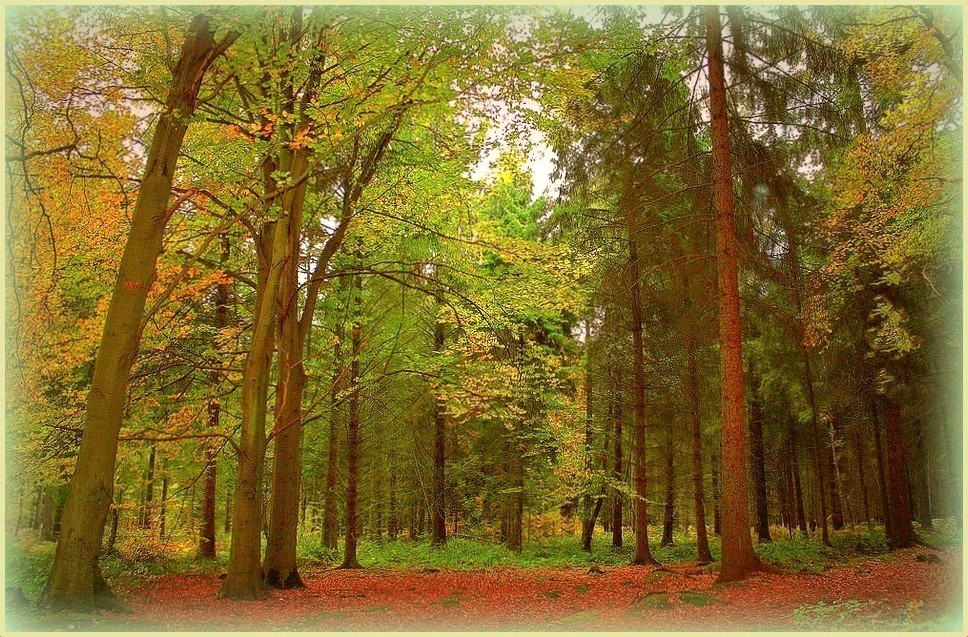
[883,397,916,548]
[611,367,624,549]
[706,5,760,582]
[712,451,721,536]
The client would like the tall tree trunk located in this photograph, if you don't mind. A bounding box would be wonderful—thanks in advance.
[263,138,310,588]
[41,16,235,612]
[159,476,168,539]
[581,319,597,552]
[220,141,292,599]
[661,419,676,546]
[748,375,771,542]
[687,340,712,563]
[711,452,721,535]
[430,320,447,547]
[323,329,344,549]
[828,418,846,530]
[388,469,398,541]
[199,236,227,560]
[625,198,656,566]
[870,394,892,533]
[883,396,916,548]
[706,5,760,583]
[852,430,872,526]
[140,444,157,530]
[913,419,933,530]
[339,272,363,569]
[611,367,624,549]
[199,398,220,559]
[789,430,808,534]
[803,352,831,546]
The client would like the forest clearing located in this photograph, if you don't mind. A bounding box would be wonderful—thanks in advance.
[4,4,962,633]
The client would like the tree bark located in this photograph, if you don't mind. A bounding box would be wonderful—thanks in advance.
[41,15,236,612]
[828,418,846,530]
[139,444,157,530]
[883,396,916,548]
[388,469,398,541]
[625,197,656,566]
[430,321,448,547]
[581,318,597,552]
[711,452,721,536]
[789,430,808,534]
[104,488,122,555]
[687,339,712,563]
[913,418,933,530]
[323,327,344,549]
[220,149,291,599]
[611,367,624,549]
[870,394,892,533]
[339,272,364,569]
[852,430,872,525]
[748,373,771,542]
[706,5,760,582]
[159,476,168,539]
[263,138,310,589]
[199,398,220,558]
[660,418,676,547]
[803,351,831,545]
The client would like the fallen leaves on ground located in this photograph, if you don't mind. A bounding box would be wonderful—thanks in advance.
[12,548,961,631]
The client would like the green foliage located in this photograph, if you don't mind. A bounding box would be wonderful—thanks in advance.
[757,527,889,573]
[5,540,55,601]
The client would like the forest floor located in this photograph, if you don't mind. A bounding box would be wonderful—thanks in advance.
[7,545,961,632]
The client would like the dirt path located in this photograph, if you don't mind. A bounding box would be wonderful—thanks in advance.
[10,548,961,631]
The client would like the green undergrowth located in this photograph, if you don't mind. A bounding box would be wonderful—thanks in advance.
[6,519,960,603]
[298,527,723,570]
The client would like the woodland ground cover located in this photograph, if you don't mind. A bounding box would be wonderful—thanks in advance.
[7,523,962,631]
[5,4,962,631]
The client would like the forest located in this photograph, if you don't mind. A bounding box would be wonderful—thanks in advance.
[4,4,963,632]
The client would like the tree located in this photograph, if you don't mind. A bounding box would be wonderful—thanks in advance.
[40,14,238,611]
[705,5,761,583]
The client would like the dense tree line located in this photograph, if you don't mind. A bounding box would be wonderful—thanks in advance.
[5,5,960,611]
